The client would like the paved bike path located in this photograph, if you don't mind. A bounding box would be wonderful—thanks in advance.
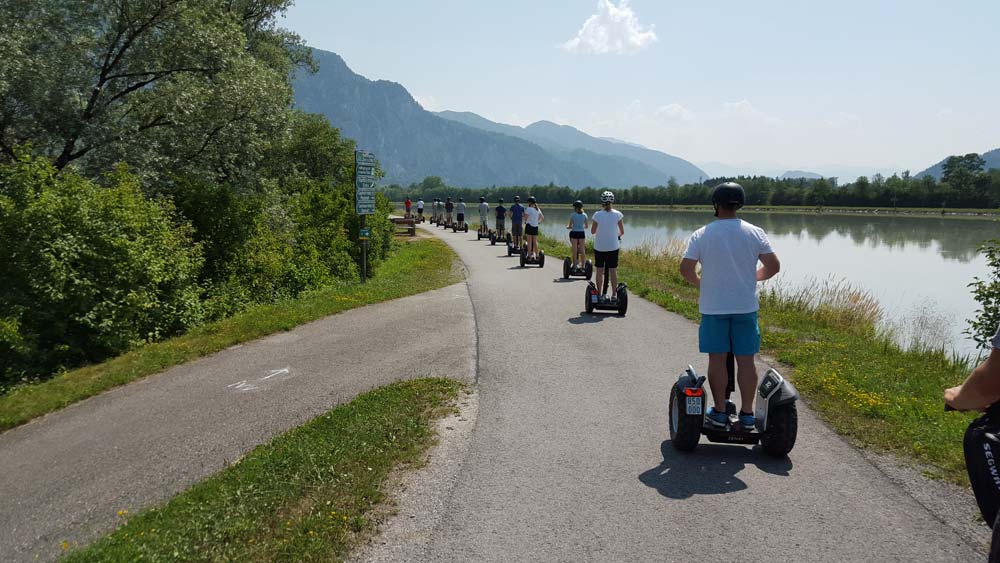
[0,283,476,562]
[409,223,981,562]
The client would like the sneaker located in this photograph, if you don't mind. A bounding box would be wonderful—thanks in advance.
[739,411,756,431]
[706,407,728,428]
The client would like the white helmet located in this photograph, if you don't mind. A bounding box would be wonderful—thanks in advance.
[600,190,615,203]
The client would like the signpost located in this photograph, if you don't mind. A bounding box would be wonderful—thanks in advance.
[355,150,377,282]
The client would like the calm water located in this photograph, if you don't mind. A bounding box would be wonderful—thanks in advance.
[537,208,999,357]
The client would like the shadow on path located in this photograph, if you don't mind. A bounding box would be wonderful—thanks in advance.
[639,440,793,499]
[568,313,608,324]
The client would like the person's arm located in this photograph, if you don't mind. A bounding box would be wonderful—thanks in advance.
[617,219,624,238]
[757,253,781,281]
[680,258,700,288]
[591,217,598,235]
[567,216,573,229]
[946,349,1000,411]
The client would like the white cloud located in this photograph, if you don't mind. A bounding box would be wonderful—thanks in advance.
[561,0,657,55]
[936,107,955,118]
[413,94,438,111]
[654,103,694,122]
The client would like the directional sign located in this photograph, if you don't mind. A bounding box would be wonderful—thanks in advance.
[355,150,377,215]
[359,228,371,240]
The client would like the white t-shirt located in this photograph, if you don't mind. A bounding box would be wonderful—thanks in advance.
[592,209,624,252]
[417,200,424,210]
[683,218,774,315]
[524,206,543,227]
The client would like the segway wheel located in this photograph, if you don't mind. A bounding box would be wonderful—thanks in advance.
[519,251,525,268]
[506,233,512,244]
[563,258,570,279]
[507,243,513,257]
[585,283,596,314]
[538,251,545,268]
[669,384,702,452]
[760,402,798,457]
[585,260,593,280]
[617,285,628,316]
[464,225,469,233]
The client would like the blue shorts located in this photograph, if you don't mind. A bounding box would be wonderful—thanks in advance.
[698,312,760,356]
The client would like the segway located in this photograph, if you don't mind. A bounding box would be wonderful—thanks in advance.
[947,402,1000,559]
[668,353,799,457]
[518,245,544,268]
[490,230,511,247]
[477,221,490,240]
[584,262,627,315]
[562,258,593,280]
[452,218,469,233]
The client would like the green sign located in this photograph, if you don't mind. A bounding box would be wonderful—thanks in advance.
[355,150,377,215]
[359,228,371,239]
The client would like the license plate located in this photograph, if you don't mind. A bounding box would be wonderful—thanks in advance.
[591,294,598,303]
[686,396,702,415]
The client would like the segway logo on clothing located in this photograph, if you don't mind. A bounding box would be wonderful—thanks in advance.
[984,441,1000,489]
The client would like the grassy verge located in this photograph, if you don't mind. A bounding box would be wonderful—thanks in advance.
[62,378,462,562]
[0,239,462,431]
[538,234,976,483]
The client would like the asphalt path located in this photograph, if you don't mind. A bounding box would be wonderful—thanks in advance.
[0,283,476,563]
[407,222,982,562]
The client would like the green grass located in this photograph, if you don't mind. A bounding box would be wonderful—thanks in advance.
[538,234,977,483]
[61,378,463,562]
[0,239,462,431]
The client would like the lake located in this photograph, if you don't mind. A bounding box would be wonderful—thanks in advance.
[537,207,999,358]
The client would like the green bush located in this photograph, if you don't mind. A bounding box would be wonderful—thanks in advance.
[967,239,1000,351]
[0,154,204,386]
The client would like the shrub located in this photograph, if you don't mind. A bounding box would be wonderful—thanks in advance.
[967,239,1000,351]
[0,154,204,385]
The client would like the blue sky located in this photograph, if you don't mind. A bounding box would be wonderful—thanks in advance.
[280,1,1000,178]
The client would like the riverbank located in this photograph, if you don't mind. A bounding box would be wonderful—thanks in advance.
[393,202,999,219]
[0,238,461,431]
[537,234,976,484]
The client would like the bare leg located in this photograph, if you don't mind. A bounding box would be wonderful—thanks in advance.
[595,266,604,295]
[707,353,730,411]
[735,355,758,413]
[610,267,618,289]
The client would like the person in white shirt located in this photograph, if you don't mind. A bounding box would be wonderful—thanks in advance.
[523,196,544,260]
[478,196,490,236]
[679,182,781,431]
[416,198,424,221]
[590,191,625,298]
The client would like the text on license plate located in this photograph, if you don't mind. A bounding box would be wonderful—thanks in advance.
[686,396,702,415]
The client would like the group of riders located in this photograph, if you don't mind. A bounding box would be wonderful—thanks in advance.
[404,191,625,298]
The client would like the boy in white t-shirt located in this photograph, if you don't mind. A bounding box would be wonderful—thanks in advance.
[590,190,624,299]
[679,182,781,430]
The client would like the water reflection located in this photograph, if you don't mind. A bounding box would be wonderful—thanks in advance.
[613,210,999,263]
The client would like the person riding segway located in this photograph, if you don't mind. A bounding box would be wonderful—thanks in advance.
[416,198,425,223]
[518,196,545,268]
[453,198,469,232]
[404,196,412,219]
[585,191,627,314]
[508,196,526,257]
[563,200,593,280]
[945,323,1000,562]
[443,197,454,229]
[669,182,795,456]
[490,198,509,246]
[477,196,490,239]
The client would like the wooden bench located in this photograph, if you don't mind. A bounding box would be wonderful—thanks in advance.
[391,217,416,236]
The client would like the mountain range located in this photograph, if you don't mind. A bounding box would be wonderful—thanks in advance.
[292,48,706,188]
[916,148,1000,179]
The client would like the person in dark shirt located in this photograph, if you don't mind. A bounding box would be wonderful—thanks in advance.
[508,195,525,250]
[494,198,507,239]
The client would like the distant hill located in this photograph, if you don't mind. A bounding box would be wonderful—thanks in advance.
[916,148,1000,180]
[438,111,706,185]
[292,49,598,188]
[780,170,823,180]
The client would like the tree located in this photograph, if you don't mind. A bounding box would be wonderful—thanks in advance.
[0,0,308,184]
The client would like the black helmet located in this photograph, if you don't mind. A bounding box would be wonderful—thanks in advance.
[459,197,464,202]
[479,196,485,202]
[446,197,452,201]
[498,198,504,204]
[573,200,583,208]
[711,182,745,215]
[527,196,536,204]
[514,195,520,202]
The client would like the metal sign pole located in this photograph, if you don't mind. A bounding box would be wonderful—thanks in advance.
[355,150,377,283]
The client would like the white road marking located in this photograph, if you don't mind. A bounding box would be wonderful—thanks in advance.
[261,367,290,380]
